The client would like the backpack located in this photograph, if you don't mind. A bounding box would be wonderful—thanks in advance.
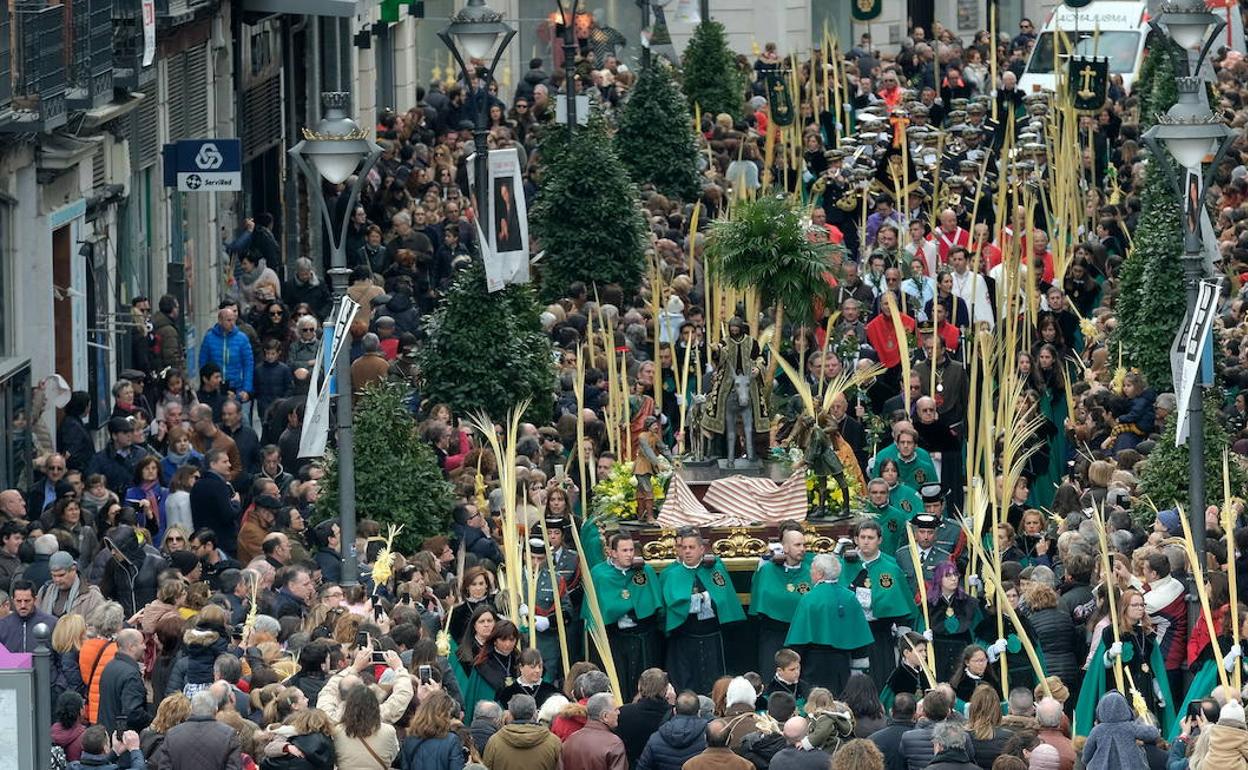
[736,731,786,770]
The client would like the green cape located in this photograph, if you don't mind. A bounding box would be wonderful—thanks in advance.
[658,557,746,633]
[895,449,939,491]
[868,501,913,558]
[461,668,497,724]
[579,518,606,569]
[749,553,814,623]
[1170,659,1218,741]
[1073,638,1175,737]
[585,560,663,626]
[784,580,873,650]
[889,484,923,518]
[838,553,917,623]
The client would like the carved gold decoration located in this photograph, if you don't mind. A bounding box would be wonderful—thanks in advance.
[711,527,769,558]
[801,522,836,553]
[641,529,677,560]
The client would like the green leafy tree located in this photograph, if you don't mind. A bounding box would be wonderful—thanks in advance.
[418,260,555,423]
[530,114,648,301]
[1137,392,1248,518]
[316,381,454,551]
[615,62,701,201]
[705,195,835,326]
[679,20,745,120]
[1111,46,1183,391]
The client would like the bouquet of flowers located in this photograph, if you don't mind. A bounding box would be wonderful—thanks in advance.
[590,461,672,521]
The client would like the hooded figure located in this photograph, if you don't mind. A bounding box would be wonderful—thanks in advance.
[1081,691,1160,770]
[100,525,167,618]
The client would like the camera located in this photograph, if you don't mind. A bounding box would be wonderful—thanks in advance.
[419,664,432,684]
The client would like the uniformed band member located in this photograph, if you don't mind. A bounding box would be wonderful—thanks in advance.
[920,482,967,567]
[865,477,912,558]
[659,526,746,695]
[785,552,873,695]
[748,522,814,674]
[585,531,662,702]
[839,520,917,686]
[543,515,582,663]
[519,537,574,685]
[897,513,952,597]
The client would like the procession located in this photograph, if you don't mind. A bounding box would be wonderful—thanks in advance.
[10,0,1248,769]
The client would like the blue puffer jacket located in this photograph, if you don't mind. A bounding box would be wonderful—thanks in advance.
[199,322,254,394]
[400,733,465,770]
[637,714,707,770]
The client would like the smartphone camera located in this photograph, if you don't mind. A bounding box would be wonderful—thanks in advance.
[419,664,432,685]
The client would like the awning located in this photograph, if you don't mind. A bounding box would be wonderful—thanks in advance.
[241,0,365,17]
[80,91,147,130]
[37,134,103,172]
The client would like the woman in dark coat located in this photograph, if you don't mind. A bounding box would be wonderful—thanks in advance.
[1021,582,1083,697]
[261,708,337,770]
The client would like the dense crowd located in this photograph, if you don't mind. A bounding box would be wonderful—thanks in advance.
[13,6,1248,770]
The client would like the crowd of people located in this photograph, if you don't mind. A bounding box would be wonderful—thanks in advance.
[12,6,1248,770]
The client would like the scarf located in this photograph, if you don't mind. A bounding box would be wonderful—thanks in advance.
[165,448,191,467]
[44,575,82,615]
[239,262,264,287]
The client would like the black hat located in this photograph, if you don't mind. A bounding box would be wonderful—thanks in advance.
[119,369,147,383]
[913,513,940,530]
[544,516,570,531]
[107,416,135,435]
[169,549,201,577]
[528,537,547,556]
[919,483,945,504]
[254,494,283,510]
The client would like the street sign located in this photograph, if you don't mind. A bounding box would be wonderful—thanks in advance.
[162,139,243,192]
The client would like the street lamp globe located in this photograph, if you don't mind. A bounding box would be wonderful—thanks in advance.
[291,92,376,185]
[444,0,513,65]
[1151,0,1225,67]
[1145,78,1232,170]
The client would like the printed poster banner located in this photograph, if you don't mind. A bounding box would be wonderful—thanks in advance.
[468,147,531,293]
[298,296,360,458]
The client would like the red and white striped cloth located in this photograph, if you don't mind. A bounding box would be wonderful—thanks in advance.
[658,470,809,527]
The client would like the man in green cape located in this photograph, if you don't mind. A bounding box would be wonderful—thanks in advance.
[865,477,913,557]
[659,526,746,695]
[785,552,873,694]
[838,519,917,686]
[585,531,663,702]
[893,428,939,491]
[749,522,814,674]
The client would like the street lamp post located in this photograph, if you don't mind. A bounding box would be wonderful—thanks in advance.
[556,0,582,138]
[1142,0,1232,562]
[440,0,516,259]
[289,92,383,587]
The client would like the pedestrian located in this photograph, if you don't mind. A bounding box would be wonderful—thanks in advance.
[152,690,242,770]
[482,694,563,770]
[562,692,627,770]
[96,628,152,733]
[636,691,707,770]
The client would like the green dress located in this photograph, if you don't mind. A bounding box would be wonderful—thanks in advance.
[1027,381,1069,510]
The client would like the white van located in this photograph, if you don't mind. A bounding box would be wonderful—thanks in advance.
[1019,0,1150,95]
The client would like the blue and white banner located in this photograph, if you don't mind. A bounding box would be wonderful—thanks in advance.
[298,296,360,458]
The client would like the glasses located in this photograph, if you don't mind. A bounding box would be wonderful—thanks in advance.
[168,536,185,543]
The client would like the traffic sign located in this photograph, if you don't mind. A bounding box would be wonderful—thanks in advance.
[162,139,243,192]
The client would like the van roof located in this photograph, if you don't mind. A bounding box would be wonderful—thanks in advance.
[1044,0,1148,32]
